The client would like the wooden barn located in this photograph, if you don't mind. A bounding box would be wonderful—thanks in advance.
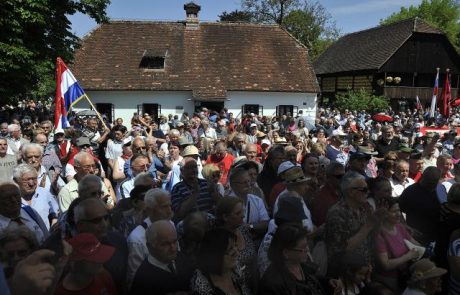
[314,18,460,110]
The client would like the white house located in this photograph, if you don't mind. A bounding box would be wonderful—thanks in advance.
[72,2,319,123]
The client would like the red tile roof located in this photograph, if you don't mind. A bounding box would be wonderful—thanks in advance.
[73,21,319,99]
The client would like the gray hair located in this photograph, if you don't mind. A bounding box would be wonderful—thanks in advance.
[169,129,180,137]
[144,188,170,209]
[78,174,102,194]
[340,171,366,195]
[134,172,154,186]
[8,124,20,132]
[146,220,175,246]
[0,224,38,250]
[73,151,92,166]
[21,143,44,159]
[73,198,106,224]
[13,163,37,181]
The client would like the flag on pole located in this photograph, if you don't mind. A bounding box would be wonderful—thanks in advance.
[415,95,422,110]
[440,69,451,117]
[54,58,86,129]
[429,68,440,118]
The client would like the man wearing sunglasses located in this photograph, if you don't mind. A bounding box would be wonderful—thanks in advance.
[325,171,385,277]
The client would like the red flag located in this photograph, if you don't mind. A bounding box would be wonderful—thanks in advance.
[440,69,451,117]
[415,96,422,110]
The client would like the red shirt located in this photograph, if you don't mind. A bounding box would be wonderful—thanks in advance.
[268,182,286,211]
[311,183,340,226]
[206,153,235,186]
[56,269,117,295]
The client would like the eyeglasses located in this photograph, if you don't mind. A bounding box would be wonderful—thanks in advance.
[134,146,147,151]
[352,187,369,193]
[81,214,110,224]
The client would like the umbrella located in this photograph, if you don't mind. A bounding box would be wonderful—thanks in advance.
[76,110,97,117]
[372,113,393,123]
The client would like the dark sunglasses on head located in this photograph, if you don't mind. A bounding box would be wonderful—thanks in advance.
[81,214,110,224]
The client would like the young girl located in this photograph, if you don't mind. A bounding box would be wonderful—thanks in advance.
[339,252,372,295]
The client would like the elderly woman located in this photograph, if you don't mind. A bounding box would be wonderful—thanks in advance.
[402,259,446,295]
[0,225,39,278]
[192,228,251,295]
[260,224,330,295]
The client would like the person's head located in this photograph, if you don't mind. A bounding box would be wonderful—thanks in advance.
[341,171,368,206]
[380,197,401,225]
[274,194,307,226]
[21,143,43,171]
[436,154,453,175]
[409,153,424,174]
[8,124,21,139]
[285,145,297,164]
[202,164,221,184]
[266,145,287,172]
[112,124,126,141]
[74,152,97,178]
[74,198,109,239]
[348,152,370,174]
[339,252,370,286]
[406,258,446,295]
[144,188,173,222]
[214,142,228,161]
[169,129,180,142]
[197,228,238,275]
[229,167,251,198]
[0,225,38,271]
[329,135,342,148]
[382,126,394,142]
[77,174,104,200]
[367,177,392,205]
[67,233,115,277]
[130,154,149,176]
[132,137,147,156]
[87,118,98,130]
[268,224,310,268]
[33,133,48,149]
[301,153,319,177]
[325,161,345,187]
[39,121,52,136]
[0,138,7,156]
[393,160,410,182]
[0,123,8,135]
[146,220,178,264]
[13,164,38,198]
[244,143,258,161]
[447,183,460,205]
[0,183,21,219]
[215,197,244,229]
[115,118,123,126]
[419,167,441,191]
[180,158,198,183]
[168,141,181,160]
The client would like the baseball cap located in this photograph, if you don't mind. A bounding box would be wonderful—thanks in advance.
[277,161,296,176]
[54,128,65,135]
[67,233,115,264]
[349,151,371,161]
[250,123,257,128]
[76,137,91,147]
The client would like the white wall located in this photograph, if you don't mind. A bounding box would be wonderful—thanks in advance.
[226,91,317,118]
[72,90,317,123]
[72,91,194,123]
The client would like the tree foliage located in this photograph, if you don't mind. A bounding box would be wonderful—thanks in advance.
[238,0,339,59]
[334,89,390,113]
[0,0,110,104]
[219,10,253,22]
[380,0,460,51]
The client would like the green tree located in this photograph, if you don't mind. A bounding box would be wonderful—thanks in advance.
[0,0,110,104]
[219,10,253,22]
[381,0,460,51]
[238,0,339,59]
[334,89,390,113]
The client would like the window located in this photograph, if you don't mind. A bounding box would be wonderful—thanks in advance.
[242,104,263,115]
[276,105,297,117]
[139,56,165,69]
[95,103,114,123]
[137,104,161,120]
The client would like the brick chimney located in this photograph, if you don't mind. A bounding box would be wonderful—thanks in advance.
[184,2,200,30]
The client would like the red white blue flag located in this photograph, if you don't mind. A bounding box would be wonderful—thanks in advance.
[54,58,86,129]
[429,68,440,118]
[415,95,422,110]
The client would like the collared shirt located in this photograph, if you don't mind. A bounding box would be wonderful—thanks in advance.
[22,187,59,230]
[171,179,213,217]
[127,217,152,287]
[42,145,62,173]
[0,207,48,244]
[147,254,175,273]
[57,178,109,212]
[120,178,135,199]
[390,176,415,198]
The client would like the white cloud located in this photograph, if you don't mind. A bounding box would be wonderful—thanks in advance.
[330,0,422,16]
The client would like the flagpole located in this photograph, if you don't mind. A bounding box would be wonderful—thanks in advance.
[82,93,109,130]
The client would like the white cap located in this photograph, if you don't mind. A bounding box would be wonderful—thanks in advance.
[261,139,271,146]
[250,123,257,128]
[277,161,296,176]
[54,128,64,135]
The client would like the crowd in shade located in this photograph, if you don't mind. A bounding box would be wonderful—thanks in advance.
[2,104,460,295]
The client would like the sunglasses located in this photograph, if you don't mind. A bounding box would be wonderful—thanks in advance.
[81,214,110,224]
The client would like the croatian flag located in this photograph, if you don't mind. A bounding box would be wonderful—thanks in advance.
[440,69,451,117]
[429,68,440,118]
[415,95,422,110]
[54,58,86,129]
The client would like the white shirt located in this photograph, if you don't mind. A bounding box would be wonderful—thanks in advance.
[229,192,269,225]
[402,288,426,295]
[121,178,135,199]
[127,217,152,287]
[273,189,314,232]
[22,187,59,230]
[390,177,414,198]
[106,139,123,160]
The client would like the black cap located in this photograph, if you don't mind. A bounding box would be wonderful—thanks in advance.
[349,151,371,161]
[409,152,422,160]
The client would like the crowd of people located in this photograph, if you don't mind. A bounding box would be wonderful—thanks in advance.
[0,105,459,295]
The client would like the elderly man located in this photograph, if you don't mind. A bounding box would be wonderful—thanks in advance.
[390,160,414,198]
[33,133,62,174]
[13,164,58,230]
[130,220,193,295]
[0,137,17,181]
[58,152,109,212]
[127,188,174,287]
[39,120,53,142]
[325,171,384,276]
[73,198,128,293]
[0,182,48,244]
[123,137,159,180]
[120,154,151,199]
[0,122,8,137]
[7,124,29,157]
[375,125,400,161]
[82,117,110,157]
[400,167,442,245]
[206,141,235,186]
[228,133,246,158]
[171,158,214,221]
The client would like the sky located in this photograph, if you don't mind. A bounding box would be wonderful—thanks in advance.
[69,0,423,37]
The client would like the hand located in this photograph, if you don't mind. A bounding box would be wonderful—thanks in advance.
[157,149,165,160]
[406,248,420,260]
[11,249,56,295]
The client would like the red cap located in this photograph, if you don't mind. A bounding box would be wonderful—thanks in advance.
[67,233,115,263]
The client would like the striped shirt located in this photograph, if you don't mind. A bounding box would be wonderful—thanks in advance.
[171,179,213,216]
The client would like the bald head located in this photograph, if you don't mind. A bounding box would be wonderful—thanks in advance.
[146,220,178,263]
